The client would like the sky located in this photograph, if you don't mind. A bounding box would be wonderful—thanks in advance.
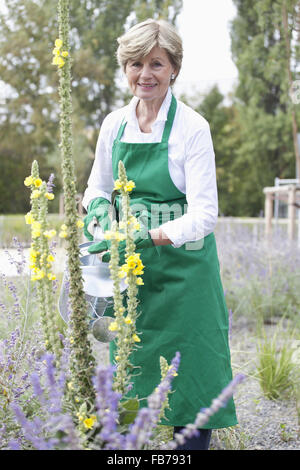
[0,0,239,103]
[174,0,238,101]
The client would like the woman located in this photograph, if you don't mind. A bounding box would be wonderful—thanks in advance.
[83,19,237,450]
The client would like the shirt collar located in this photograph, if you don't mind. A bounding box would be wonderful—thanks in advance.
[125,87,172,130]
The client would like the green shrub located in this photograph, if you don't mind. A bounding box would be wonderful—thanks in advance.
[256,328,294,400]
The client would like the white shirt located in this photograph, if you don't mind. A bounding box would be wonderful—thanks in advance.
[82,87,218,248]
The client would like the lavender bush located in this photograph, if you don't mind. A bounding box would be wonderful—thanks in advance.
[216,221,300,326]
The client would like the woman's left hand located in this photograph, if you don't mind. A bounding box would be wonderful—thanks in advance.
[87,229,155,265]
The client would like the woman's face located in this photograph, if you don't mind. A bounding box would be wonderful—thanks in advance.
[125,46,176,103]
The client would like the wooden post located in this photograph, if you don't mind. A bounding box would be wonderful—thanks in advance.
[264,191,273,238]
[287,185,296,240]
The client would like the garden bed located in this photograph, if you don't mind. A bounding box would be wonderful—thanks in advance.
[0,219,299,450]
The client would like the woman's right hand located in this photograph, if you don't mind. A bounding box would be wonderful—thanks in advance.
[83,197,111,240]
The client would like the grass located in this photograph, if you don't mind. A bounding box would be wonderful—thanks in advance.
[256,327,295,400]
[0,214,66,248]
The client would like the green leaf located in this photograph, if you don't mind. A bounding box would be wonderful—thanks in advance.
[119,398,139,425]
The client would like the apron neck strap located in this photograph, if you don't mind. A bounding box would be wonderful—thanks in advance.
[161,94,177,143]
[115,94,177,143]
[116,118,127,142]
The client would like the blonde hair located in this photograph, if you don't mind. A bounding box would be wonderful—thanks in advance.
[116,19,183,85]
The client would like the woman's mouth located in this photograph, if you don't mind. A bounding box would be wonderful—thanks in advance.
[138,83,157,89]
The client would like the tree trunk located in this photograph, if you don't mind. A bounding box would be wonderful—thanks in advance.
[282,1,300,179]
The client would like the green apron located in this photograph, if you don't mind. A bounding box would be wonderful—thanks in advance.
[110,95,237,429]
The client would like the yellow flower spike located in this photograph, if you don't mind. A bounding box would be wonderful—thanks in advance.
[132,334,141,342]
[113,179,123,190]
[124,181,135,192]
[32,221,41,230]
[52,47,60,56]
[116,232,126,242]
[127,260,136,269]
[104,231,113,240]
[31,190,41,199]
[43,229,56,238]
[76,220,84,228]
[59,224,68,238]
[168,365,178,377]
[118,270,127,279]
[32,230,41,239]
[34,178,42,188]
[61,50,69,57]
[108,321,119,332]
[83,417,96,430]
[133,267,144,276]
[25,212,33,225]
[67,382,73,390]
[58,57,65,68]
[24,175,34,186]
[45,192,54,200]
[120,264,129,274]
[31,269,45,281]
[52,56,60,66]
[55,38,63,49]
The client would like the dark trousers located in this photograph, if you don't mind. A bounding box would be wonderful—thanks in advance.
[173,427,212,450]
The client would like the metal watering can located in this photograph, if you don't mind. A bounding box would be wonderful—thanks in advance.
[58,226,127,342]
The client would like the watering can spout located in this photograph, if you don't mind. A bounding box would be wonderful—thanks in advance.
[58,226,127,342]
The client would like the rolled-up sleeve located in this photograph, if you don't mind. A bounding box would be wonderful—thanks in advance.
[160,123,218,248]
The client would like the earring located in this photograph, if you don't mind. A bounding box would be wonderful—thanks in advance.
[171,73,175,80]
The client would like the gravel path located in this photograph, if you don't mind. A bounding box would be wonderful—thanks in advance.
[209,321,300,450]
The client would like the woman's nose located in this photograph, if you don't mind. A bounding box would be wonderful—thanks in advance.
[140,65,152,79]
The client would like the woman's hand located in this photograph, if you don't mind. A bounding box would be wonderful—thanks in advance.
[87,229,155,265]
[83,197,111,241]
[149,228,172,246]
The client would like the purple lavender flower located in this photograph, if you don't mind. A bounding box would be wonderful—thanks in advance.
[125,352,181,450]
[9,349,81,450]
[93,364,124,450]
[46,173,55,193]
[163,373,246,450]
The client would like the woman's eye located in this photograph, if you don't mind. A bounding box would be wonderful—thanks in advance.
[153,62,162,67]
[131,62,141,67]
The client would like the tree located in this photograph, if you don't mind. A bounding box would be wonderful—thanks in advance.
[181,86,243,216]
[0,0,183,214]
[230,0,300,216]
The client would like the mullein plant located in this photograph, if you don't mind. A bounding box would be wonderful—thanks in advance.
[24,160,61,360]
[54,0,95,409]
[106,161,145,396]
